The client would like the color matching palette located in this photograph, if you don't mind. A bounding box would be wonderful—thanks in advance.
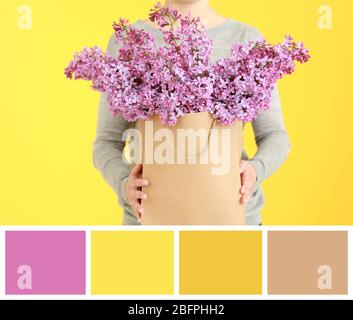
[0,229,351,296]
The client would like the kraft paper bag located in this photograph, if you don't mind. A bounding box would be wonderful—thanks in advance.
[136,111,245,225]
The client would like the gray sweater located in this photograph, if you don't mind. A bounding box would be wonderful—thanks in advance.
[92,18,291,225]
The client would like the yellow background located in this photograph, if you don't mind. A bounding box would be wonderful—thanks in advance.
[179,231,262,294]
[0,0,352,225]
[91,231,174,294]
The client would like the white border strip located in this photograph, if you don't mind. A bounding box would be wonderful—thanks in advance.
[1,225,351,231]
[0,294,351,300]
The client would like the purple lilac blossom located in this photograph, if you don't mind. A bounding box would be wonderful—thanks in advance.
[64,2,311,126]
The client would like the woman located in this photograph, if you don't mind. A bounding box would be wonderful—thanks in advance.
[92,0,291,225]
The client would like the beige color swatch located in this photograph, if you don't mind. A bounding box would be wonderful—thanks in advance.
[268,231,348,295]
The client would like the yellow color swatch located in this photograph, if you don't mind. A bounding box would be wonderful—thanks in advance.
[180,231,262,295]
[91,231,174,295]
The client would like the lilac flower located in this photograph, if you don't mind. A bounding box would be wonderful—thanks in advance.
[64,2,311,126]
[210,34,311,123]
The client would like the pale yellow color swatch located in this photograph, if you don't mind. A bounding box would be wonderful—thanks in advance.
[179,231,262,294]
[1,0,352,225]
[91,231,174,295]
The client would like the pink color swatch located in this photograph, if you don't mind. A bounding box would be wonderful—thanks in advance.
[6,231,86,295]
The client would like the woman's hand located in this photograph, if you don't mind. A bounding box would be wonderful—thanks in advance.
[239,160,257,204]
[124,164,149,223]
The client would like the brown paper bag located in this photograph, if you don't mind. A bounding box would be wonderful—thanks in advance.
[137,111,245,225]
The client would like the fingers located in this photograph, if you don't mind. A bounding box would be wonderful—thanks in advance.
[134,178,149,188]
[240,175,251,204]
[135,190,148,200]
[131,199,144,223]
[130,163,143,177]
[240,162,256,204]
[240,170,248,196]
[128,182,148,223]
[133,202,144,224]
[129,188,148,221]
[126,164,149,224]
[126,181,148,201]
[239,160,248,174]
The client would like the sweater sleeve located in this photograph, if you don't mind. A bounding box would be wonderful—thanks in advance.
[92,33,131,208]
[244,27,292,189]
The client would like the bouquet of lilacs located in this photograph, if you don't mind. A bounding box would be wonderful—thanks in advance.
[64,2,310,126]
